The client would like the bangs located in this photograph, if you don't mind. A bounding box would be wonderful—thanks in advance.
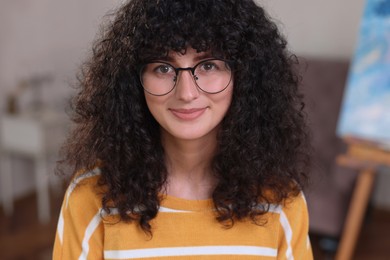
[128,0,240,62]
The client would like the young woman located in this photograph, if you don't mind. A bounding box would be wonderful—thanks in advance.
[53,0,313,259]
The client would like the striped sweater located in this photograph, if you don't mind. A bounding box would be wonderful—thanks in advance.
[53,169,313,259]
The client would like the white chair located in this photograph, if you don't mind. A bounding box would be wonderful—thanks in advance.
[0,110,68,223]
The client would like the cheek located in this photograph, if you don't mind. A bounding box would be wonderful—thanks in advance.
[144,94,166,115]
[214,86,234,113]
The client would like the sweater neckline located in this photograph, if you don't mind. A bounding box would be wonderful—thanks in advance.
[159,194,214,212]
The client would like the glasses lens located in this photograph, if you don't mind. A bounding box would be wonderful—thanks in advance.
[140,62,176,95]
[194,59,232,93]
[140,59,232,95]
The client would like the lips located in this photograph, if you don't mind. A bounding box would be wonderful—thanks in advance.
[169,107,207,120]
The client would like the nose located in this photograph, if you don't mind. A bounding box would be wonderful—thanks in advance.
[174,70,200,101]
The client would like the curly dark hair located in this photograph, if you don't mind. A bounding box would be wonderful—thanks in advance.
[60,0,311,234]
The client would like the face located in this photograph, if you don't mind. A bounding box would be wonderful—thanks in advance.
[143,48,234,142]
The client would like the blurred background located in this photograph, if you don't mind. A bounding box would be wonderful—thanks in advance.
[0,0,389,259]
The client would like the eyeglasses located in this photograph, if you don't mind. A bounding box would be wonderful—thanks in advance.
[139,58,233,96]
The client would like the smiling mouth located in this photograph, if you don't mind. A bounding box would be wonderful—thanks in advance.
[169,108,207,120]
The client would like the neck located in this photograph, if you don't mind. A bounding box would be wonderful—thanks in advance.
[161,131,218,200]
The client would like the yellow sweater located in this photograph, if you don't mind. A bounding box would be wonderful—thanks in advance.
[53,169,313,260]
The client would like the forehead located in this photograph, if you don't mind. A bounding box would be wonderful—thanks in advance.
[159,48,213,64]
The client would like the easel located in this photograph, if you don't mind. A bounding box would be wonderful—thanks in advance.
[335,137,390,260]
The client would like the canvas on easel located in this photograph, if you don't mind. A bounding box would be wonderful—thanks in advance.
[337,0,390,149]
[335,1,390,259]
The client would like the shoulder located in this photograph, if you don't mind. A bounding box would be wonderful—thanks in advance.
[259,189,309,233]
[54,167,106,259]
[64,167,104,211]
[262,184,307,213]
[271,191,309,228]
[275,192,313,259]
[260,190,309,224]
[282,192,308,212]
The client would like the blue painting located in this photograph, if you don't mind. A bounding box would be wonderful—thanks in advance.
[337,0,390,147]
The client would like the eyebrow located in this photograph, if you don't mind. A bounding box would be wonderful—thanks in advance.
[156,52,213,63]
[193,53,213,61]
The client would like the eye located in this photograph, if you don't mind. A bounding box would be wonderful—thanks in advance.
[143,62,175,76]
[200,61,217,71]
[154,64,174,74]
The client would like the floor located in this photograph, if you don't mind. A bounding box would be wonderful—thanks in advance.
[0,190,389,260]
[0,190,62,260]
[311,207,390,260]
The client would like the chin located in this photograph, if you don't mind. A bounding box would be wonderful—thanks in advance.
[163,125,218,142]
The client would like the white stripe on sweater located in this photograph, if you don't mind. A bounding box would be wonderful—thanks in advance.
[104,245,277,259]
[57,206,65,245]
[280,210,294,260]
[78,209,102,260]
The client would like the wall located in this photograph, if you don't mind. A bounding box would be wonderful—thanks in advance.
[0,0,124,198]
[0,0,124,110]
[260,0,366,59]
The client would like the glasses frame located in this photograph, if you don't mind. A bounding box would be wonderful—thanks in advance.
[139,58,233,96]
